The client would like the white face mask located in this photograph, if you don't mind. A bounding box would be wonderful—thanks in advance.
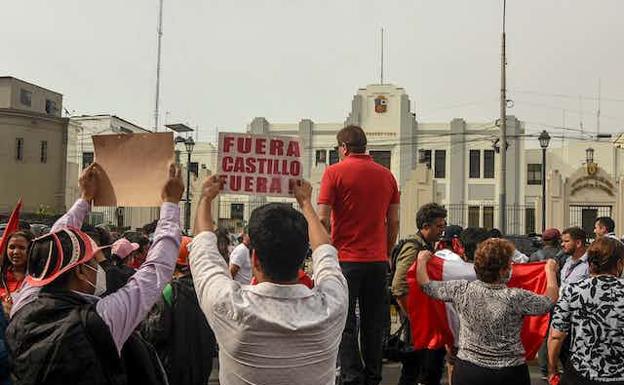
[83,263,107,297]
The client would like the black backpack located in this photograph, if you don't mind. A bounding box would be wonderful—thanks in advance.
[388,238,420,285]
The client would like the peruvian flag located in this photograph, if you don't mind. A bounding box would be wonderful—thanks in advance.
[406,252,549,360]
[0,199,23,257]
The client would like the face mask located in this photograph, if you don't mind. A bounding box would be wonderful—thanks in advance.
[83,263,107,297]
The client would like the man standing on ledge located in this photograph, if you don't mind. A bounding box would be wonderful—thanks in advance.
[318,125,400,385]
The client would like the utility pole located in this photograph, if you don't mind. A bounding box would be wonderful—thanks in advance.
[498,0,508,234]
[153,0,164,132]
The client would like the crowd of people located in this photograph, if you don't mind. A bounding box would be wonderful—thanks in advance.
[0,125,622,385]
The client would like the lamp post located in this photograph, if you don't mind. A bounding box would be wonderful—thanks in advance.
[538,130,551,232]
[183,137,195,234]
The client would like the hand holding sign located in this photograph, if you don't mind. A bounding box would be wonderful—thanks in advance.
[161,164,185,204]
[79,163,101,202]
[201,175,223,202]
[293,180,312,207]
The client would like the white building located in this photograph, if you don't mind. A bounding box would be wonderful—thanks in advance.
[215,83,527,236]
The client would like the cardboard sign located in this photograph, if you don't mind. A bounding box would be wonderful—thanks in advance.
[92,132,174,207]
[217,132,302,197]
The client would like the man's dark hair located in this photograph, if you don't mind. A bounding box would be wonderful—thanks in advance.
[595,216,615,233]
[460,227,490,262]
[488,228,503,238]
[248,203,309,282]
[81,224,113,258]
[336,125,367,154]
[416,203,447,230]
[562,227,587,245]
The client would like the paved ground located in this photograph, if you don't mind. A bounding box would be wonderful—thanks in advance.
[208,359,548,384]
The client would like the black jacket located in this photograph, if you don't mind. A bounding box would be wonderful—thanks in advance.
[6,289,167,385]
[141,274,216,385]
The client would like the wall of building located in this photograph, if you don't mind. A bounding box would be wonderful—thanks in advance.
[0,109,69,214]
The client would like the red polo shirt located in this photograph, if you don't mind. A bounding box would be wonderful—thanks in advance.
[318,154,399,262]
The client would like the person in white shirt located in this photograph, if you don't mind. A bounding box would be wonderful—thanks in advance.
[189,176,348,385]
[229,231,252,284]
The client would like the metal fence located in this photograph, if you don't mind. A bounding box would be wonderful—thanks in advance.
[446,203,537,236]
[216,196,300,233]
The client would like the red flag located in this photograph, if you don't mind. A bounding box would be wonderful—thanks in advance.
[0,199,22,256]
[406,257,549,360]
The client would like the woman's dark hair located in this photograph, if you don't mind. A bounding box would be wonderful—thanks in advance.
[474,238,514,283]
[336,125,367,154]
[416,203,447,230]
[587,237,624,275]
[4,230,34,256]
[248,203,308,282]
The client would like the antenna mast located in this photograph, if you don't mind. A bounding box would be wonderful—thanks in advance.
[153,0,164,132]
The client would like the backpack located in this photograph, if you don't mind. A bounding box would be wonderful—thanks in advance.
[388,238,420,284]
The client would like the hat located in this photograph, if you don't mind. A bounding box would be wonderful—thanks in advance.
[26,227,111,287]
[111,238,140,259]
[177,236,192,266]
[542,228,561,241]
[441,225,463,242]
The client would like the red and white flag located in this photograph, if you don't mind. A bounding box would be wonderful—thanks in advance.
[406,253,549,360]
[0,199,23,257]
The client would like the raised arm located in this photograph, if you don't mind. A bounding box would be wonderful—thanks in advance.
[189,175,236,324]
[95,164,184,353]
[294,180,331,250]
[543,259,559,303]
[51,163,100,231]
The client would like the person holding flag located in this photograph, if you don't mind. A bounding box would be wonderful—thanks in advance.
[416,238,559,385]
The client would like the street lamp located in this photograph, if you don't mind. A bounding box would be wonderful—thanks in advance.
[183,137,195,234]
[538,130,551,232]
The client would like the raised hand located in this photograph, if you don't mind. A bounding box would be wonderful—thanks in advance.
[293,179,312,208]
[161,164,185,204]
[201,175,223,202]
[80,163,100,201]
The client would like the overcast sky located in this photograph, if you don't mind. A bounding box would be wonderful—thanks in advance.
[2,0,623,144]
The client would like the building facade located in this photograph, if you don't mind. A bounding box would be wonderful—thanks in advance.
[0,77,73,215]
[215,83,528,236]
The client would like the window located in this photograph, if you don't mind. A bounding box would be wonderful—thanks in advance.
[40,141,48,163]
[483,150,495,178]
[45,99,58,115]
[418,149,432,168]
[483,206,494,230]
[189,162,199,178]
[329,150,339,165]
[468,206,480,227]
[525,208,536,235]
[20,89,32,106]
[231,203,244,220]
[469,150,480,178]
[527,164,542,185]
[434,150,446,178]
[315,150,326,166]
[82,152,94,169]
[15,138,24,161]
[370,150,391,169]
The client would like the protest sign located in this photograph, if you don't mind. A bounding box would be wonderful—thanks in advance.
[217,132,303,197]
[93,132,174,206]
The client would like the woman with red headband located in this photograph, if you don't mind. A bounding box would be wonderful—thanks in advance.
[6,163,184,385]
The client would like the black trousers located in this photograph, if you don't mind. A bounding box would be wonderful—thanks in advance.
[452,359,530,385]
[398,348,446,385]
[561,362,624,385]
[339,262,388,385]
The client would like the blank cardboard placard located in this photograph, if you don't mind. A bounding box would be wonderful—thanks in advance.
[93,132,174,207]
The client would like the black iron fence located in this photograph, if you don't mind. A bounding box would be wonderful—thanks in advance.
[446,203,537,236]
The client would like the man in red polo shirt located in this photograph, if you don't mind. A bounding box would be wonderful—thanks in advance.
[318,125,400,385]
